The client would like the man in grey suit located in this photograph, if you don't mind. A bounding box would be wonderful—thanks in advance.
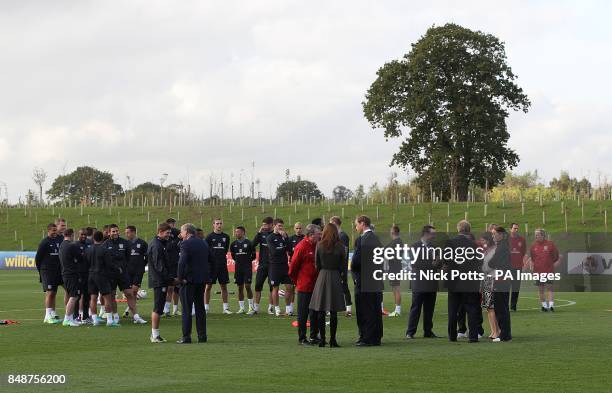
[351,215,383,346]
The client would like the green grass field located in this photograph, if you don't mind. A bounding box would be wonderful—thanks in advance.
[1,270,611,392]
[0,200,610,251]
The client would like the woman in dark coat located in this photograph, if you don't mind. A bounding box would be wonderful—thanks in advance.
[309,223,346,347]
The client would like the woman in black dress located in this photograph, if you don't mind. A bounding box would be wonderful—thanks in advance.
[309,223,346,347]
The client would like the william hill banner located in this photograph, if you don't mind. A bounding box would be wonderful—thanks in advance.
[0,252,37,270]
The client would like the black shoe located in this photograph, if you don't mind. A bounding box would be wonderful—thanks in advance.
[330,339,340,348]
[511,305,517,311]
[541,307,548,312]
[176,338,192,344]
[198,337,207,343]
[318,340,327,347]
[468,339,479,343]
[549,307,554,312]
[424,332,440,338]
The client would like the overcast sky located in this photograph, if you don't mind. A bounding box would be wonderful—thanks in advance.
[1,0,610,202]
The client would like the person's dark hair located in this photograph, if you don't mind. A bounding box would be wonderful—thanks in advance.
[330,216,341,226]
[273,218,284,225]
[421,225,435,236]
[481,232,495,247]
[109,223,118,230]
[510,222,519,228]
[157,223,171,233]
[319,223,340,252]
[356,215,371,227]
[64,228,74,237]
[79,227,88,235]
[262,216,273,225]
[126,225,136,232]
[103,224,110,231]
[196,228,203,233]
[166,218,176,224]
[495,226,507,233]
[93,231,104,242]
[391,224,400,235]
[55,217,66,224]
[85,227,94,236]
[47,223,57,231]
[311,218,323,227]
[236,226,246,232]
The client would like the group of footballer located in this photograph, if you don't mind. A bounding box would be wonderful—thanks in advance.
[34,215,333,330]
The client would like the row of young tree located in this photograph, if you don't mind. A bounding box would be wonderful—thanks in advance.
[22,164,610,208]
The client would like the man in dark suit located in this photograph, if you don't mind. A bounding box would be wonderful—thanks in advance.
[176,223,214,344]
[406,225,440,339]
[445,220,483,343]
[351,215,383,346]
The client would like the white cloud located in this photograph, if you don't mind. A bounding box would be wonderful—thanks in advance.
[0,1,610,200]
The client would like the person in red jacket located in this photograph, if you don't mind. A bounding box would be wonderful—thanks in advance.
[509,223,527,311]
[289,223,322,345]
[528,229,561,312]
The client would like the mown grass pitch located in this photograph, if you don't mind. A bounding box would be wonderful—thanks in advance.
[1,270,611,393]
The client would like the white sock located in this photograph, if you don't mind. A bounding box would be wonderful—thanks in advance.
[248,299,254,308]
[381,302,385,310]
[92,314,99,322]
[549,301,554,308]
[274,305,281,314]
[346,305,352,313]
[205,304,210,312]
[286,303,293,314]
[163,302,171,313]
[100,306,106,314]
[395,305,401,314]
[192,305,196,314]
[50,309,57,317]
[133,313,140,320]
[106,313,113,324]
[268,304,273,311]
[542,301,548,308]
[113,313,119,322]
[223,303,230,311]
[239,301,245,309]
[64,314,72,321]
[254,303,260,311]
[173,304,178,313]
[152,328,160,337]
[45,308,53,319]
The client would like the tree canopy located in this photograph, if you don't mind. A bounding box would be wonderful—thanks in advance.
[47,166,122,205]
[363,23,530,200]
[276,177,323,201]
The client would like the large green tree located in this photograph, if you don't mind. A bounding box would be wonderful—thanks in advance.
[276,176,323,201]
[47,166,122,204]
[363,23,530,200]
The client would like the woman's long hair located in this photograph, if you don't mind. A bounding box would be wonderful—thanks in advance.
[319,223,340,252]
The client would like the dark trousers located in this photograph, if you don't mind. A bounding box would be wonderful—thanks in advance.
[297,291,319,342]
[510,277,521,309]
[76,274,89,320]
[494,291,512,341]
[448,292,481,341]
[457,303,484,335]
[341,279,352,307]
[406,291,436,336]
[356,290,383,344]
[180,283,206,341]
